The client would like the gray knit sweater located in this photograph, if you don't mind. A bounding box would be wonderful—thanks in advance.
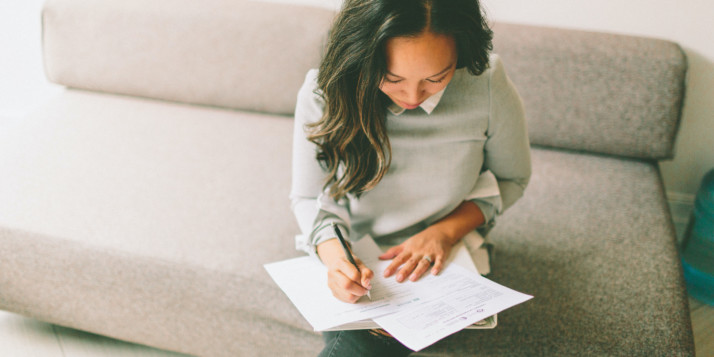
[290,54,531,254]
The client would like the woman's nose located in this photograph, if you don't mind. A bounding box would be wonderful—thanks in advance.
[403,84,423,104]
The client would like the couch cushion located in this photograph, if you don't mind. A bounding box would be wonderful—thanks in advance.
[42,0,334,116]
[421,148,694,355]
[493,23,687,160]
[0,90,320,355]
[0,91,692,355]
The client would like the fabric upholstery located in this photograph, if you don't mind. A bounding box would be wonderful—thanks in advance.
[0,90,693,356]
[418,147,694,356]
[2,0,691,355]
[42,1,686,161]
[0,90,320,356]
[41,0,334,116]
[493,23,687,160]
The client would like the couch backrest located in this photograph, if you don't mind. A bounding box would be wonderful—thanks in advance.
[42,0,334,116]
[43,0,687,160]
[493,23,687,160]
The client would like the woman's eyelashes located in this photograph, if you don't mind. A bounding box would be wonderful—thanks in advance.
[383,76,447,85]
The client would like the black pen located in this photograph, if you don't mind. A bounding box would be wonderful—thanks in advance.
[332,223,371,300]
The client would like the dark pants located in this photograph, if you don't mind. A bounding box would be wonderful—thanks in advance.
[319,329,413,357]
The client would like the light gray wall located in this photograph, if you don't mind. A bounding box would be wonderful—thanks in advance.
[0,0,62,120]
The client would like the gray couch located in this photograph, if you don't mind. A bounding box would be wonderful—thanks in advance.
[0,0,694,355]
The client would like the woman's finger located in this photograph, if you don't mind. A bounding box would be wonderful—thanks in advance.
[408,256,433,281]
[431,255,444,275]
[326,259,372,303]
[378,245,403,260]
[356,259,374,289]
[336,257,362,283]
[383,251,411,278]
[327,277,360,303]
[338,259,372,294]
[328,268,368,300]
[396,256,421,282]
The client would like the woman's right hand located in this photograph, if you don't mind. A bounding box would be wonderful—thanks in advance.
[317,239,373,304]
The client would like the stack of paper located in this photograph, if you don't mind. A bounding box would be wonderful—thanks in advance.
[264,237,532,351]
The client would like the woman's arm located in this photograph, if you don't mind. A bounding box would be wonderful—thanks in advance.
[292,70,374,303]
[482,56,531,212]
[291,70,352,255]
[379,200,485,282]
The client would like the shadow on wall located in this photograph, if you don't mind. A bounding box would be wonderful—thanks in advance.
[660,47,714,196]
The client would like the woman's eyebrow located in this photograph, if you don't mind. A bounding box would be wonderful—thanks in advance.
[386,63,455,80]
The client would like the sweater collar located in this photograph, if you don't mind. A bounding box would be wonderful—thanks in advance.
[387,88,446,116]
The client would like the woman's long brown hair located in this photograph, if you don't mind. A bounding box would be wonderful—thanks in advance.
[308,0,493,200]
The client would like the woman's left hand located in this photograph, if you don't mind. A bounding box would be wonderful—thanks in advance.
[378,227,453,282]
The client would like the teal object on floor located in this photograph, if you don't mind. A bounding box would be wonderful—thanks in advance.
[682,169,714,306]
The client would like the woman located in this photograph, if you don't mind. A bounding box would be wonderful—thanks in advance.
[290,0,531,354]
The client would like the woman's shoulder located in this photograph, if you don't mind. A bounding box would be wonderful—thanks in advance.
[488,53,505,73]
[299,69,321,95]
[447,53,512,94]
[295,69,325,124]
[303,68,319,86]
[452,54,505,83]
[485,54,511,88]
[297,69,324,106]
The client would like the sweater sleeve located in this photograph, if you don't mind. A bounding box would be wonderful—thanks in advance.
[466,170,502,224]
[478,56,532,218]
[290,70,351,257]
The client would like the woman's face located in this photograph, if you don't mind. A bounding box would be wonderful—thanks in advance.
[379,31,457,111]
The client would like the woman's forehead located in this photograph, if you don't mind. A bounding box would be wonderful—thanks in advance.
[384,32,457,78]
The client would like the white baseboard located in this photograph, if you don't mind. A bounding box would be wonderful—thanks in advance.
[666,191,695,243]
[667,192,695,222]
[667,191,696,204]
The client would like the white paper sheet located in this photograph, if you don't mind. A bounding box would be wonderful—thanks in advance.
[264,254,400,331]
[264,236,474,331]
[373,263,533,351]
[265,235,532,350]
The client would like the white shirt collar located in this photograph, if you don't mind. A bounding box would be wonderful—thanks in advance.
[387,88,447,116]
